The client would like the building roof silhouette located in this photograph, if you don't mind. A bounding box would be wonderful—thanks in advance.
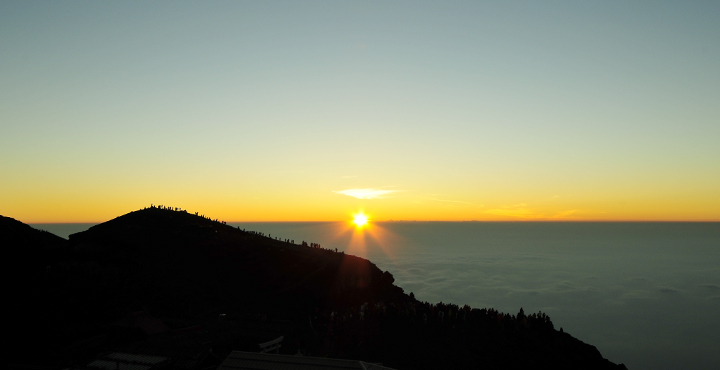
[218,351,396,370]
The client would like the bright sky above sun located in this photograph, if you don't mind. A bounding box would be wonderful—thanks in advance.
[1,1,719,223]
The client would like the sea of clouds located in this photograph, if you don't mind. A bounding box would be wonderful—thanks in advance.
[37,221,720,370]
[227,222,720,370]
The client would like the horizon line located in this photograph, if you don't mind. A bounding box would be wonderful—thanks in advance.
[27,219,720,224]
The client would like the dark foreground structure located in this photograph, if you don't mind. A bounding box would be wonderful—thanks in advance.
[218,351,395,370]
[4,208,627,369]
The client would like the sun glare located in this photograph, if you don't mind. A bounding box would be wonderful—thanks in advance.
[353,212,369,228]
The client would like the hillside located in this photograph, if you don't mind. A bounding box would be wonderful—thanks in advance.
[4,207,627,369]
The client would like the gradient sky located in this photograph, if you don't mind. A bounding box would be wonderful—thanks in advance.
[2,1,719,223]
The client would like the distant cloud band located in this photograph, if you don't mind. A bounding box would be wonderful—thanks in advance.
[334,188,399,199]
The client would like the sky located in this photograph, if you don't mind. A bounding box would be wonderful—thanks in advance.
[1,1,719,223]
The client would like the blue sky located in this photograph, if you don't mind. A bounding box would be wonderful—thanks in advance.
[2,1,719,222]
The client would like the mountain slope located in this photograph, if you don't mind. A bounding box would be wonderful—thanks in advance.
[4,208,627,369]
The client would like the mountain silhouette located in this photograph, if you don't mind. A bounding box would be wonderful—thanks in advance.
[4,207,627,369]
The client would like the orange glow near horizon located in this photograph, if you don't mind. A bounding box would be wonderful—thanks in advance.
[8,202,720,224]
[3,190,720,223]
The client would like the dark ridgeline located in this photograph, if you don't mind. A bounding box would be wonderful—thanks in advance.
[4,207,627,370]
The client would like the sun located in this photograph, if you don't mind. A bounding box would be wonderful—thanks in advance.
[353,212,369,228]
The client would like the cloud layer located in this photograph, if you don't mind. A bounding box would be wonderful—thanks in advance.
[334,188,399,199]
[232,221,720,370]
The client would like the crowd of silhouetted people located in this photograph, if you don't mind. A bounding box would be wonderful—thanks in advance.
[145,204,347,253]
[146,203,237,225]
